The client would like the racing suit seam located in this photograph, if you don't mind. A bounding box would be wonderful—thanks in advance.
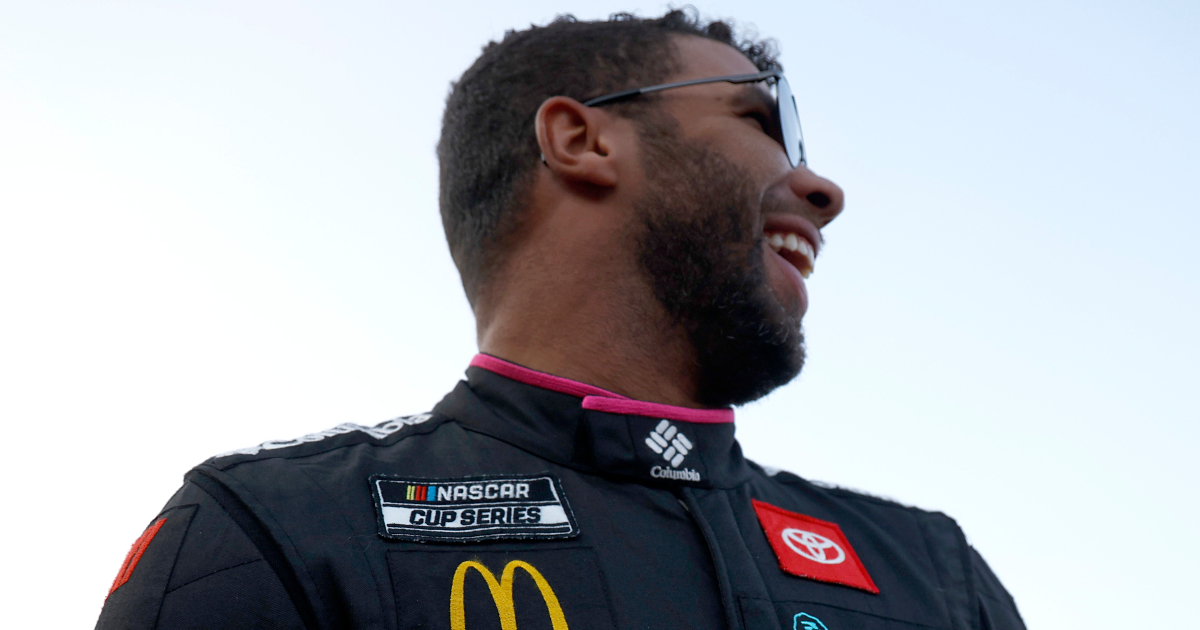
[448,419,639,494]
[146,504,199,630]
[188,469,323,630]
[912,511,959,629]
[203,469,333,625]
[162,558,265,596]
[735,595,772,629]
[620,416,640,472]
[969,547,1024,627]
[978,591,1010,604]
[292,462,394,629]
[452,422,596,475]
[681,487,744,630]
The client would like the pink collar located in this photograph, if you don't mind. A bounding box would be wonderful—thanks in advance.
[469,354,735,424]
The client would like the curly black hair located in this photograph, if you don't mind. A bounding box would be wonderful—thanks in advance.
[437,7,780,306]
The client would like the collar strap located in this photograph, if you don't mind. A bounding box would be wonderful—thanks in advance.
[469,354,734,424]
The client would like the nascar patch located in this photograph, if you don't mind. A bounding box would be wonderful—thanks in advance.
[371,473,579,542]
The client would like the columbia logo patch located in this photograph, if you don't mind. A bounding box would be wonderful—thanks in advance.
[371,473,578,543]
[644,420,692,467]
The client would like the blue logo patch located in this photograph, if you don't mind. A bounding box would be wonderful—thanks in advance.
[794,612,829,630]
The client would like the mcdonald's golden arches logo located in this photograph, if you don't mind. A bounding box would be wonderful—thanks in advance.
[450,559,570,630]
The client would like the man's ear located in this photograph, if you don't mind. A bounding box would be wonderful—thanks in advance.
[535,96,621,188]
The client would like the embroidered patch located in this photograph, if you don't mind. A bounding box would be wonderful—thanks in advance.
[387,548,618,629]
[629,417,704,483]
[107,517,167,598]
[371,473,579,542]
[794,612,830,630]
[644,419,693,468]
[752,499,880,594]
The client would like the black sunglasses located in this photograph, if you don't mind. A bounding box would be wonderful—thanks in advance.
[582,69,806,167]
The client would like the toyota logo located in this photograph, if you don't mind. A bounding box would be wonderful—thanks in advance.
[781,528,845,564]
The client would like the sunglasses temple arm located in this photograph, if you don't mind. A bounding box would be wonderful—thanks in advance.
[582,70,782,107]
[582,88,644,107]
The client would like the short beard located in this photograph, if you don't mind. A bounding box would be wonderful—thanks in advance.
[633,124,805,408]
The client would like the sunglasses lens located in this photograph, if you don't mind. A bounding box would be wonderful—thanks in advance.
[775,76,805,167]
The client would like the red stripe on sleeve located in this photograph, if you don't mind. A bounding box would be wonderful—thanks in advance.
[107,517,168,598]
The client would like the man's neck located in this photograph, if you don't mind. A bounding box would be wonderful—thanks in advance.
[476,273,701,408]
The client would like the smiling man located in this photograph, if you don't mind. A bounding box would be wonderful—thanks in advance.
[96,10,1024,630]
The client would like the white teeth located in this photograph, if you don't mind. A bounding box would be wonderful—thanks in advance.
[764,231,816,279]
[798,238,814,261]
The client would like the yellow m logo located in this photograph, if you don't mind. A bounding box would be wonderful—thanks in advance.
[450,560,570,630]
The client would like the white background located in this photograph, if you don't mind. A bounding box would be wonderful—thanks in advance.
[1,1,1196,628]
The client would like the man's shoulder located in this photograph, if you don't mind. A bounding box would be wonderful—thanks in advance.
[200,412,445,472]
[747,460,961,527]
[185,408,529,511]
[174,410,486,557]
[747,462,1025,628]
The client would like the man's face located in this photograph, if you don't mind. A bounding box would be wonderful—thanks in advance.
[631,37,844,407]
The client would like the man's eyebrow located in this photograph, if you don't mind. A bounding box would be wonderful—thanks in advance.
[729,83,774,112]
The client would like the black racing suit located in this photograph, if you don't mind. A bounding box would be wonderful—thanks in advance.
[96,355,1025,630]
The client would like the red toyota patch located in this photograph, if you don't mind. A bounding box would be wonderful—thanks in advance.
[751,499,879,594]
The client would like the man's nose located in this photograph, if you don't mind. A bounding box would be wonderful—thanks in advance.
[786,166,844,228]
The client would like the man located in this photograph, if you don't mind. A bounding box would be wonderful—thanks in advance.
[96,10,1024,630]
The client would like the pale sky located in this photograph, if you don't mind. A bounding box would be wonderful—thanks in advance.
[1,1,1197,628]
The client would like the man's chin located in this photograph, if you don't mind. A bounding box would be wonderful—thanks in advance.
[693,328,805,408]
